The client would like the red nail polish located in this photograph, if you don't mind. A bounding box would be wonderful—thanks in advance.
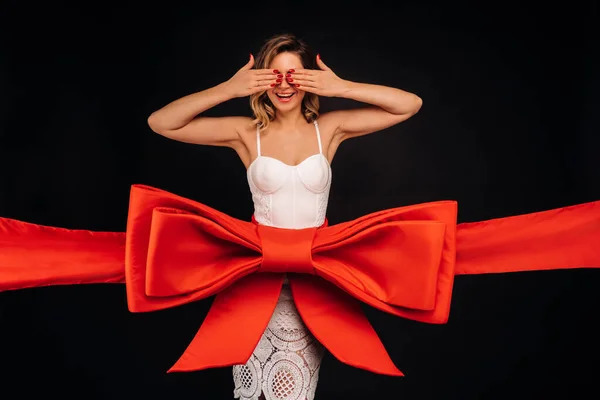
[286,73,291,77]
[317,54,320,59]
[273,69,280,74]
[287,78,293,82]
[288,69,295,73]
[295,84,300,87]
[276,78,282,83]
[277,74,283,78]
[270,83,276,87]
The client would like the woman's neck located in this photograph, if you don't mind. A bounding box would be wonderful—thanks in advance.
[272,111,307,131]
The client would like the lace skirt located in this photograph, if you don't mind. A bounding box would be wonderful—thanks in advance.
[232,284,325,400]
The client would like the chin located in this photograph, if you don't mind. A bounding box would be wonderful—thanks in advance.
[273,102,300,113]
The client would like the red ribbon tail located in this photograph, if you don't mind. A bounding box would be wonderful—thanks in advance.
[0,217,126,291]
[290,275,404,377]
[168,274,284,372]
[455,200,600,275]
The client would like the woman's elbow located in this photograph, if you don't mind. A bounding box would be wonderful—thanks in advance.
[412,95,423,114]
[147,112,168,135]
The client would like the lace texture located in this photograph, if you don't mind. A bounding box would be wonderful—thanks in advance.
[233,285,324,400]
[315,186,330,227]
[248,177,272,226]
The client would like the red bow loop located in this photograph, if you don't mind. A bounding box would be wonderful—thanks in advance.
[312,200,458,323]
[313,220,447,310]
[125,185,263,313]
[145,207,263,297]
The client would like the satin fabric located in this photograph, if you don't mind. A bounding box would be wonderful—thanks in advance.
[1,184,599,376]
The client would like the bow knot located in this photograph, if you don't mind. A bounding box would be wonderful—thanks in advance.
[257,225,317,275]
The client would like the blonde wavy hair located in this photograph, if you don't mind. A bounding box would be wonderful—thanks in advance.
[250,33,319,131]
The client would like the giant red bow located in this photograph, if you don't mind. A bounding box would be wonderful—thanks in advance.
[1,184,599,376]
[126,185,458,376]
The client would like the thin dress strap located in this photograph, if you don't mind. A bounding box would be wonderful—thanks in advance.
[256,124,261,157]
[313,120,323,154]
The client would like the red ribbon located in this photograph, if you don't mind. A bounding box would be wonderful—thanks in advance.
[1,184,599,376]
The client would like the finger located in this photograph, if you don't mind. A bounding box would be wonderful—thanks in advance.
[288,82,319,94]
[286,68,315,76]
[287,72,317,82]
[249,78,280,91]
[286,73,315,83]
[292,83,318,94]
[286,78,316,87]
[251,83,277,94]
[316,54,331,71]
[256,78,281,86]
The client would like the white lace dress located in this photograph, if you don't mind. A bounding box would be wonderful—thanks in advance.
[232,120,331,400]
[232,285,325,400]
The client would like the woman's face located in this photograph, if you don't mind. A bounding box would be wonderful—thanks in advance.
[266,51,306,113]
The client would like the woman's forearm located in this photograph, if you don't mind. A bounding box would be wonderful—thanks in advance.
[147,81,236,132]
[337,80,422,115]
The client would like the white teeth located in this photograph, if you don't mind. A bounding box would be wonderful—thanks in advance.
[276,93,294,98]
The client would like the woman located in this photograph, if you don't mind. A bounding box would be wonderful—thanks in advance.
[147,33,422,400]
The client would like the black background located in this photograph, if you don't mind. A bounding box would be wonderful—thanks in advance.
[1,1,599,399]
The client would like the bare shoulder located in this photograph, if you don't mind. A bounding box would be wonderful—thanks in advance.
[314,111,342,139]
[234,117,258,146]
[315,111,346,162]
[233,116,257,134]
[315,110,350,144]
[218,115,252,140]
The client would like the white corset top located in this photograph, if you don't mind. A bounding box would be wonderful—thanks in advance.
[247,120,332,229]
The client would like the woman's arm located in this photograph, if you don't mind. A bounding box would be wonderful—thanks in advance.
[147,82,243,147]
[147,55,278,147]
[289,56,422,142]
[329,81,422,141]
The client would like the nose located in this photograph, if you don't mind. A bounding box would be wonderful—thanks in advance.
[278,77,291,88]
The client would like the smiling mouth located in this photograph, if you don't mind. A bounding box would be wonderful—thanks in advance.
[276,92,296,99]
